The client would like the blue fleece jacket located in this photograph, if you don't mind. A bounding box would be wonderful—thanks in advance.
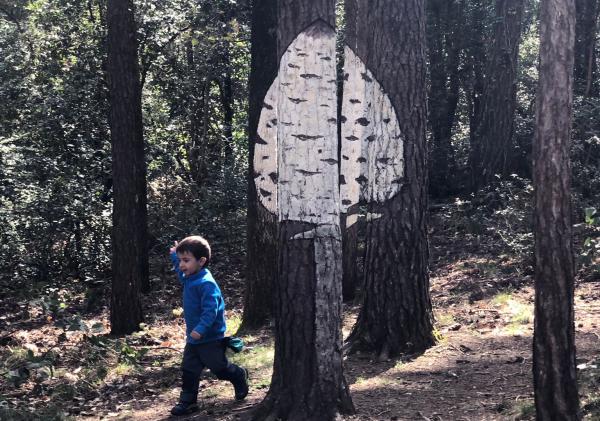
[170,252,227,344]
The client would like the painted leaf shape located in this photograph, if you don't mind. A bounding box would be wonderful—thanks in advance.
[255,22,339,225]
[340,46,405,225]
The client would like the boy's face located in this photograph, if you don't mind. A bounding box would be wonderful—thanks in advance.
[177,251,206,277]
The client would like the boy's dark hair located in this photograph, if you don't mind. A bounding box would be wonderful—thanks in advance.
[176,236,211,266]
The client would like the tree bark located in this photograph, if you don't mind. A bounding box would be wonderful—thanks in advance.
[341,213,359,302]
[533,0,580,418]
[185,33,207,186]
[219,59,235,165]
[427,0,463,198]
[107,0,147,333]
[251,2,354,419]
[463,0,487,181]
[343,0,435,359]
[470,0,524,190]
[574,0,599,96]
[242,0,278,329]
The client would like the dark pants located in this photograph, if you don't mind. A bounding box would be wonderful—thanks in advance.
[180,339,245,403]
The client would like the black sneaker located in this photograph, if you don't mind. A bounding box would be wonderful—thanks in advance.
[170,401,199,416]
[234,368,249,401]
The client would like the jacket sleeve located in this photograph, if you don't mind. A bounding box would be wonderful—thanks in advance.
[192,282,220,335]
[170,251,185,283]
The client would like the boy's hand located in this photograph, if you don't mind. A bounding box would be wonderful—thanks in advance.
[190,330,202,340]
[169,241,178,254]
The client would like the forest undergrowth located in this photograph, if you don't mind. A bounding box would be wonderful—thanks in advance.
[1,190,599,421]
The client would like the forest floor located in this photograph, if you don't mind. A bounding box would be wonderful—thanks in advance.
[1,203,600,421]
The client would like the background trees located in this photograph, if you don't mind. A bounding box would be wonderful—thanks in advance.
[533,0,580,417]
[469,0,524,189]
[0,0,598,418]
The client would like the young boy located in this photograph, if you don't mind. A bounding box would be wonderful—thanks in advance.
[169,235,248,416]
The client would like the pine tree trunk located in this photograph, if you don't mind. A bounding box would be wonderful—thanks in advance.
[575,0,599,96]
[341,214,359,302]
[533,0,580,418]
[107,0,147,333]
[243,0,278,329]
[427,0,463,198]
[252,1,354,419]
[343,0,435,359]
[464,0,486,184]
[470,0,524,190]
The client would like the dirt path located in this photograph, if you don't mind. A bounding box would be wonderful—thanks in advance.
[2,209,599,421]
[116,278,599,421]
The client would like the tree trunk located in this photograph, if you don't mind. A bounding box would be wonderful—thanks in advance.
[107,0,147,334]
[185,34,205,186]
[533,0,580,418]
[464,0,486,185]
[252,2,355,419]
[242,0,278,329]
[427,0,463,198]
[219,60,234,165]
[343,0,435,360]
[575,0,599,96]
[470,0,524,190]
[341,214,359,302]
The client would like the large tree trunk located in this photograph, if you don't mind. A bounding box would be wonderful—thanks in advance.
[533,0,580,418]
[343,0,435,360]
[252,2,354,419]
[427,0,463,198]
[470,0,524,190]
[575,0,599,96]
[242,0,278,329]
[107,0,147,333]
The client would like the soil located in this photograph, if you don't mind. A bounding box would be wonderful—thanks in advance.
[1,209,599,421]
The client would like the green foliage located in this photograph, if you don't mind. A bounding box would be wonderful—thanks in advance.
[2,346,57,388]
[116,339,149,366]
[0,0,251,299]
[0,0,111,289]
[579,360,600,419]
[450,175,534,259]
[573,97,600,201]
[0,405,72,421]
[581,207,600,272]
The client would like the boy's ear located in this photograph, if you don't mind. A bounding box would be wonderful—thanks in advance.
[199,257,207,267]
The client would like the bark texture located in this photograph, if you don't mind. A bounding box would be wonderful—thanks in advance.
[107,0,147,334]
[464,0,486,170]
[427,0,463,198]
[344,0,435,359]
[470,0,524,190]
[252,2,354,419]
[574,0,599,96]
[243,0,278,329]
[341,213,359,302]
[533,0,580,418]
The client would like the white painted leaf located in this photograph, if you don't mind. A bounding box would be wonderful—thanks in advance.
[254,22,339,225]
[340,46,405,223]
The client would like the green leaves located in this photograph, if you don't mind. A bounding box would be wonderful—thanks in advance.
[584,207,598,226]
